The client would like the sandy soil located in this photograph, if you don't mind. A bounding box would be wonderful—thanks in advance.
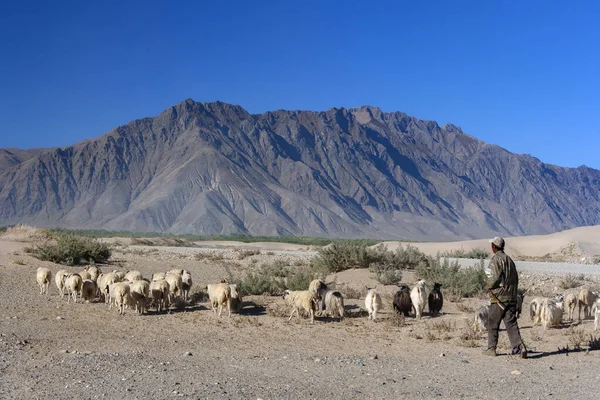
[381,225,600,260]
[2,235,600,399]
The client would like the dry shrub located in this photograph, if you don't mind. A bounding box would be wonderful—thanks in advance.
[560,274,584,290]
[194,252,224,261]
[13,259,26,266]
[386,312,405,328]
[567,327,586,350]
[2,224,51,242]
[429,320,455,333]
[25,233,111,266]
[235,248,261,260]
[457,318,480,348]
[189,286,208,304]
[455,301,474,314]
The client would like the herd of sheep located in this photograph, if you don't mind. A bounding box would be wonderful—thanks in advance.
[35,266,600,331]
[34,266,241,317]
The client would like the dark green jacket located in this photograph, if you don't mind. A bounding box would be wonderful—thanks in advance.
[487,250,519,303]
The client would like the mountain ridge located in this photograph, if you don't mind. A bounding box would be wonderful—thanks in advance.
[1,99,599,240]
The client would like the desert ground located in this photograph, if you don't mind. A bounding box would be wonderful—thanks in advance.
[2,228,600,399]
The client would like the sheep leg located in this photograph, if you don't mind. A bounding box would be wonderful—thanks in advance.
[288,307,297,321]
[227,297,231,318]
[309,309,314,324]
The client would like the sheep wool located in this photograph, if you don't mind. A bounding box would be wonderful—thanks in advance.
[283,289,316,324]
[393,285,412,317]
[428,283,443,317]
[149,279,170,313]
[81,279,96,303]
[410,280,427,319]
[36,267,52,295]
[365,288,382,321]
[207,283,232,318]
[55,270,68,298]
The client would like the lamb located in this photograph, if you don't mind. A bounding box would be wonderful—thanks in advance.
[130,280,150,314]
[365,288,382,321]
[428,282,443,317]
[564,292,578,321]
[392,285,412,317]
[282,289,316,324]
[81,279,97,303]
[592,299,600,331]
[108,282,131,315]
[63,273,83,303]
[149,279,170,313]
[124,270,143,282]
[539,297,564,329]
[55,269,68,298]
[181,270,193,302]
[410,280,427,319]
[207,283,232,317]
[36,267,51,295]
[229,284,243,313]
[165,272,183,305]
[578,288,597,320]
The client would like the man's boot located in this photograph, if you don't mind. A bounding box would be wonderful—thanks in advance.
[482,347,497,356]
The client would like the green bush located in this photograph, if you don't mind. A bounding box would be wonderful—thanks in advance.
[442,248,489,259]
[232,260,317,296]
[311,242,426,275]
[415,257,486,298]
[24,233,111,265]
[370,262,403,285]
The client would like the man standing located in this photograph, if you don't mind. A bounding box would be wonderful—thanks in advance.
[483,237,527,358]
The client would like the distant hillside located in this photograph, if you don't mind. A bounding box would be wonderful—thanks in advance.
[1,99,599,240]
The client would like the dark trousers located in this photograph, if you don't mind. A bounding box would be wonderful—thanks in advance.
[487,302,523,350]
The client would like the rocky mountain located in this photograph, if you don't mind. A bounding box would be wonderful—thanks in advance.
[1,99,599,240]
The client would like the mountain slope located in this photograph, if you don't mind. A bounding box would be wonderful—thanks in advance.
[0,99,599,240]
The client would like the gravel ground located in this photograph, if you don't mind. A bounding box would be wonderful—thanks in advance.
[446,257,600,277]
[2,239,600,399]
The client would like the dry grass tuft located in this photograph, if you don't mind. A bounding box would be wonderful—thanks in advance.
[457,318,481,348]
[566,327,586,350]
[455,301,475,314]
[385,312,405,328]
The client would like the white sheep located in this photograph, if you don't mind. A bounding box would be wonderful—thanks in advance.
[593,299,600,331]
[181,270,193,302]
[149,279,170,313]
[36,267,51,295]
[410,279,427,319]
[78,270,92,281]
[165,272,183,305]
[100,272,122,304]
[87,265,101,283]
[130,280,150,314]
[109,282,131,315]
[81,279,97,303]
[207,283,232,318]
[124,270,143,282]
[540,297,564,329]
[114,270,126,281]
[529,297,544,323]
[282,289,316,324]
[365,288,382,321]
[310,280,344,319]
[564,292,578,321]
[63,273,83,303]
[578,288,597,320]
[152,272,166,281]
[55,269,68,298]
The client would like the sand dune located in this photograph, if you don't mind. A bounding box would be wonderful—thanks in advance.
[379,225,600,259]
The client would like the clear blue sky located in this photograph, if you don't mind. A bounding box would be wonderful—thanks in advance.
[1,1,599,168]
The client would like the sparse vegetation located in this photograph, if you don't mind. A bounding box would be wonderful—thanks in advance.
[559,273,583,289]
[24,233,111,266]
[566,327,586,350]
[416,257,486,298]
[442,248,488,259]
[194,252,224,261]
[13,259,26,265]
[1,224,51,242]
[311,242,426,275]
[232,260,317,296]
[386,312,406,328]
[455,302,475,314]
[370,262,403,285]
[235,248,261,259]
[458,318,481,347]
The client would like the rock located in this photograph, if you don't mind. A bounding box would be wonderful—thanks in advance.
[511,370,521,375]
[56,316,64,320]
[183,351,192,357]
[440,353,446,357]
